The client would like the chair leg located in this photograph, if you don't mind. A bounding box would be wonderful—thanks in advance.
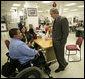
[66,49,67,52]
[76,50,77,54]
[80,50,81,61]
[66,50,77,56]
[68,51,70,62]
[70,50,77,55]
[66,49,68,55]
[69,50,77,55]
[68,50,81,62]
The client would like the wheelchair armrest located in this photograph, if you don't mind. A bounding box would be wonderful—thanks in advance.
[29,57,38,66]
[6,52,10,61]
[6,52,9,57]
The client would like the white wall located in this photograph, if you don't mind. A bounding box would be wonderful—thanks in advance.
[26,17,38,30]
[1,2,84,29]
[62,11,84,25]
[38,12,52,23]
[62,12,84,20]
[24,2,39,30]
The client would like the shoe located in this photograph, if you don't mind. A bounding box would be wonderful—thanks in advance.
[59,62,68,69]
[44,67,51,74]
[55,68,64,73]
[64,62,68,69]
[55,63,68,73]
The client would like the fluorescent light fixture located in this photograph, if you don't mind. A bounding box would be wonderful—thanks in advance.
[13,4,20,7]
[65,3,76,6]
[11,7,17,9]
[24,4,28,8]
[36,5,39,8]
[63,10,68,12]
[24,2,28,8]
[19,11,23,16]
[77,5,84,8]
[63,8,69,10]
[71,9,78,11]
[38,11,43,12]
[10,9,14,11]
[42,1,52,3]
[22,8,25,10]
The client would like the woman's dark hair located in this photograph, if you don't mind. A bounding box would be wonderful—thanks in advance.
[9,28,18,38]
[21,27,27,33]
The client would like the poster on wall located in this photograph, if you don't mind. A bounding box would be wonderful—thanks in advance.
[28,8,37,16]
[1,23,7,32]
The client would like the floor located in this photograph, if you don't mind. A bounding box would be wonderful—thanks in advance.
[1,31,84,78]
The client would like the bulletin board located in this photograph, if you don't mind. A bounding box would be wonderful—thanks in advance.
[1,23,7,32]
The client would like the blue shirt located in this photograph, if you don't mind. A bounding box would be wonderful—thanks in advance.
[9,38,38,64]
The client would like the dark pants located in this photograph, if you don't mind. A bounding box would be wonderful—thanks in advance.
[22,51,50,71]
[53,41,67,68]
[33,51,50,69]
[10,51,50,72]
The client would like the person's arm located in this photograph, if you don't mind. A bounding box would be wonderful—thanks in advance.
[61,17,69,43]
[18,43,38,57]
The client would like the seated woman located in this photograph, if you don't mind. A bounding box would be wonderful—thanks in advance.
[29,24,37,39]
[29,24,39,49]
[45,26,52,38]
[21,27,39,50]
[21,27,34,48]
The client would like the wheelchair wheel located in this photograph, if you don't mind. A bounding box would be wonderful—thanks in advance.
[15,67,44,78]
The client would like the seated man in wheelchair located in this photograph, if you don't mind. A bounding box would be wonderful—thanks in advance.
[9,28,51,74]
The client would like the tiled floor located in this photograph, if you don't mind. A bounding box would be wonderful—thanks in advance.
[1,31,84,78]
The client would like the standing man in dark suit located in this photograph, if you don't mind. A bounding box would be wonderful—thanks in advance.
[50,8,69,73]
[18,21,24,31]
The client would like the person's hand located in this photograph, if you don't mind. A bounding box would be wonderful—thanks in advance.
[36,52,40,57]
[27,42,32,47]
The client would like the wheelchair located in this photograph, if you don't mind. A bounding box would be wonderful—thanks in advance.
[2,52,53,78]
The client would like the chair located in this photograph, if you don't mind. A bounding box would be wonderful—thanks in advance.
[66,37,83,62]
[45,27,48,33]
[10,58,31,72]
[6,53,35,72]
[36,27,40,30]
[5,40,10,50]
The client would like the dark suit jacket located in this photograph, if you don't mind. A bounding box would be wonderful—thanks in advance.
[52,16,69,45]
[18,22,24,31]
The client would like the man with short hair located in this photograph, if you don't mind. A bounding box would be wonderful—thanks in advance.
[9,28,51,73]
[9,28,39,64]
[50,8,69,73]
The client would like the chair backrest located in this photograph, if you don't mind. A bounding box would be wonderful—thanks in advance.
[5,40,10,50]
[45,27,48,33]
[10,58,31,72]
[36,27,40,30]
[76,37,83,48]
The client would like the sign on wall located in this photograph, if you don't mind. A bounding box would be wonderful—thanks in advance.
[28,8,37,16]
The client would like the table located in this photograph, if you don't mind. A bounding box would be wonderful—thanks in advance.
[76,27,84,38]
[34,38,56,63]
[34,38,52,50]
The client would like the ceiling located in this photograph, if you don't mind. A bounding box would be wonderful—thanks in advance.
[1,1,84,15]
